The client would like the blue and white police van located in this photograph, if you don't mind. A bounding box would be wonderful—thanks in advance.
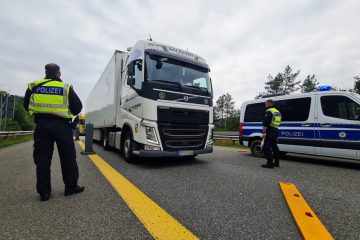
[239,87,360,160]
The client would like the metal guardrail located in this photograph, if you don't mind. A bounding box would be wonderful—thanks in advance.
[213,134,239,143]
[0,131,34,137]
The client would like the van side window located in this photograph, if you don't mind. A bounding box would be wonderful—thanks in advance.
[275,97,311,121]
[244,103,264,122]
[321,96,360,120]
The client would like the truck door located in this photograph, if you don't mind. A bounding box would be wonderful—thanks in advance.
[316,93,360,159]
[276,96,315,155]
[121,60,143,118]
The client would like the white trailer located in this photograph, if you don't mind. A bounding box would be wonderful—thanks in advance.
[86,40,214,162]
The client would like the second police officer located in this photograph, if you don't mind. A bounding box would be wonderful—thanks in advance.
[261,99,282,169]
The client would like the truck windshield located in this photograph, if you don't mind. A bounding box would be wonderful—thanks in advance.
[145,53,212,96]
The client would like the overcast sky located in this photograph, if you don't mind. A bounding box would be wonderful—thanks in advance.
[1,0,359,109]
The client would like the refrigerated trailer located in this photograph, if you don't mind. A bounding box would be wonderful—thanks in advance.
[86,40,214,162]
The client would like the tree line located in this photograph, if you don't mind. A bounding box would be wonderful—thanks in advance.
[0,90,35,131]
[257,65,360,97]
[214,66,360,131]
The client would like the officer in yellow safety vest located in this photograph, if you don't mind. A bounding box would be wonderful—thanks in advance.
[261,99,282,168]
[23,63,84,201]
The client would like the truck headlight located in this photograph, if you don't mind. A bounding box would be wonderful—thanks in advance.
[209,128,214,141]
[145,126,159,144]
[206,128,214,148]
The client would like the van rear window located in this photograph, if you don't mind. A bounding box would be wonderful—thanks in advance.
[244,103,264,122]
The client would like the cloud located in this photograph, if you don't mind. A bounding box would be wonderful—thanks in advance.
[0,0,359,109]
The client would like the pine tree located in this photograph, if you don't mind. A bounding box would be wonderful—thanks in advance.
[282,65,301,94]
[263,65,301,96]
[301,74,319,93]
[265,73,283,94]
[214,93,235,131]
[354,76,360,94]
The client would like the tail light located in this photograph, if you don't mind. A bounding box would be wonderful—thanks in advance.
[239,121,243,137]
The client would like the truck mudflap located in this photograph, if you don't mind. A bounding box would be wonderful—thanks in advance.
[133,146,213,158]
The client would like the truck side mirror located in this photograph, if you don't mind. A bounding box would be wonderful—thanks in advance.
[127,76,135,86]
[127,62,135,76]
[127,62,135,86]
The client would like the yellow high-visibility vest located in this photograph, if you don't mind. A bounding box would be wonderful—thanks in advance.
[28,79,74,118]
[266,107,282,128]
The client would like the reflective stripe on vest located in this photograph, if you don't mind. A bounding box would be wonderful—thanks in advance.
[266,107,282,128]
[28,79,73,118]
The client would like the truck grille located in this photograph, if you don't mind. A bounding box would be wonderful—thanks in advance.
[157,107,209,151]
[158,124,208,150]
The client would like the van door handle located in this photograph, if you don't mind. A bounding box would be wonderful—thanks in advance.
[301,123,311,127]
[320,123,332,127]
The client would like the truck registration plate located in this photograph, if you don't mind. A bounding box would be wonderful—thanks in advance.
[177,150,194,156]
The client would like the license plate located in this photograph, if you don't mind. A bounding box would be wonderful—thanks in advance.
[177,150,194,156]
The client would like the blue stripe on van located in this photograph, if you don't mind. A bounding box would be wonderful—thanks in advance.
[315,130,360,140]
[242,122,360,129]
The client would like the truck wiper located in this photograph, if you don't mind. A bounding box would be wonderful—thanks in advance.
[148,80,182,90]
[183,85,209,95]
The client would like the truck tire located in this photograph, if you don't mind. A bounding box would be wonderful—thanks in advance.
[122,130,134,163]
[250,139,264,158]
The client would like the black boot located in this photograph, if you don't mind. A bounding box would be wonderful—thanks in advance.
[261,162,274,169]
[274,160,279,167]
[64,185,85,196]
[40,192,51,201]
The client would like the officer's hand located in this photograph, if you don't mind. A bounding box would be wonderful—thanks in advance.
[71,115,80,129]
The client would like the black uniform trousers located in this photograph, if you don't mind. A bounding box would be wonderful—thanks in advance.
[33,118,79,194]
[263,128,280,165]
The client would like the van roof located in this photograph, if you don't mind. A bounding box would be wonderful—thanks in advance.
[242,91,358,106]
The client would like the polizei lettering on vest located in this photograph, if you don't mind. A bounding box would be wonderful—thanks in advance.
[35,86,64,95]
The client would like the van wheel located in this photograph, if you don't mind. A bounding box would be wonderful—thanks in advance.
[250,139,264,158]
[122,131,134,163]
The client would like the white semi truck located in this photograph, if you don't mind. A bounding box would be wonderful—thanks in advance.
[86,40,214,162]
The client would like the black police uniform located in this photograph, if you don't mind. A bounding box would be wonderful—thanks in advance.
[262,107,280,167]
[24,76,83,197]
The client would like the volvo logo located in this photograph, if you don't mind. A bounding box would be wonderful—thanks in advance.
[184,96,189,101]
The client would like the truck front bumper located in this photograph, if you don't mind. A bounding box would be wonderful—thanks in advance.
[133,146,213,158]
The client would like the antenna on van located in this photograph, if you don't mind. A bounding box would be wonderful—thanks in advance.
[148,34,153,41]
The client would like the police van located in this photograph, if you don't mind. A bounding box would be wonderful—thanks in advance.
[239,87,360,160]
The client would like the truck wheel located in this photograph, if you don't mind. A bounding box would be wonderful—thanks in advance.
[122,131,134,163]
[250,139,264,158]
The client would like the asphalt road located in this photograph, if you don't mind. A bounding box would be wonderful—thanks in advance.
[1,140,359,239]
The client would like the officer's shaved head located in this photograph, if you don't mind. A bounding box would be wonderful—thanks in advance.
[265,99,274,106]
[45,63,61,78]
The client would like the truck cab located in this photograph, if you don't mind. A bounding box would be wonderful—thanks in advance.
[86,40,214,162]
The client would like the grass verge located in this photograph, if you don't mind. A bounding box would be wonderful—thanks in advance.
[0,135,33,149]
[214,139,248,149]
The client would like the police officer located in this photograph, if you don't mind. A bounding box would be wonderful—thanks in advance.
[23,63,84,201]
[261,99,282,168]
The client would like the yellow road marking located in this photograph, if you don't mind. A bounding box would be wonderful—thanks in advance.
[77,141,198,240]
[279,182,334,240]
[237,149,250,153]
